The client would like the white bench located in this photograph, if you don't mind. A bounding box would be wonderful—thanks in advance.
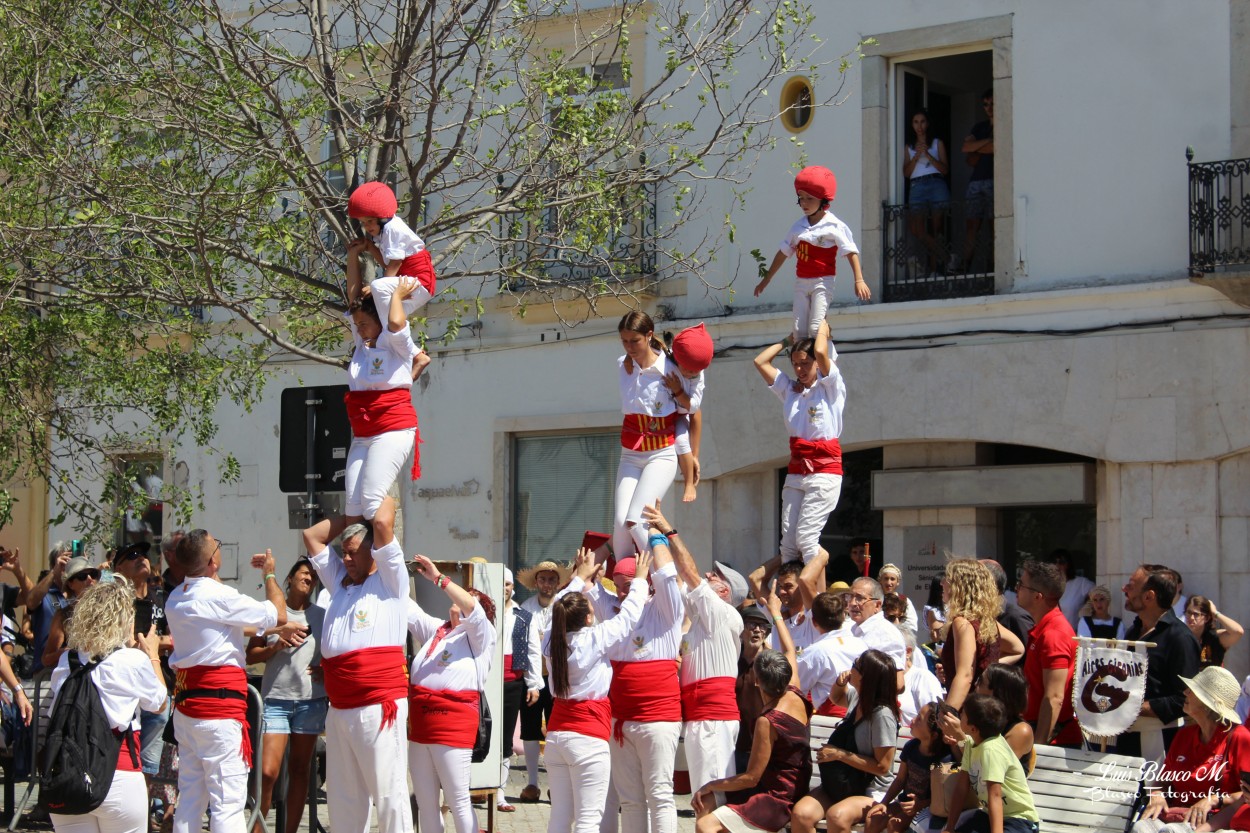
[803,716,1145,833]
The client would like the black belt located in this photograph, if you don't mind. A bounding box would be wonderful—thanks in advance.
[912,173,943,182]
[175,688,247,704]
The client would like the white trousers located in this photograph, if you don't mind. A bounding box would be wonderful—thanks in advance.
[51,770,148,833]
[409,742,476,833]
[369,276,432,320]
[613,447,678,557]
[779,472,843,564]
[172,713,248,833]
[793,277,831,337]
[344,427,416,519]
[325,700,411,833]
[546,731,612,833]
[611,720,680,833]
[683,719,738,796]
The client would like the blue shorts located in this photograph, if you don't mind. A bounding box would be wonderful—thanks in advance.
[262,697,328,735]
[965,179,993,218]
[909,176,950,207]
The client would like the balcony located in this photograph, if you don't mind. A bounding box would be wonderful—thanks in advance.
[1189,153,1250,274]
[881,197,995,303]
[497,179,658,291]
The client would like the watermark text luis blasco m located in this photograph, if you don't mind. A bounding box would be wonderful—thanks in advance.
[1085,760,1230,802]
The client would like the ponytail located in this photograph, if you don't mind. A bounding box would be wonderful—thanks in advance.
[549,593,589,699]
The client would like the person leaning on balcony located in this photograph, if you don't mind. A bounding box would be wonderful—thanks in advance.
[949,89,994,275]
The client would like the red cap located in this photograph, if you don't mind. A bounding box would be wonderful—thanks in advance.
[613,557,637,581]
[671,323,714,372]
[794,166,836,202]
[347,182,398,220]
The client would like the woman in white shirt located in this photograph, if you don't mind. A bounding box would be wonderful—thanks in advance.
[341,253,429,525]
[901,108,951,277]
[545,547,652,833]
[406,556,497,833]
[48,579,167,833]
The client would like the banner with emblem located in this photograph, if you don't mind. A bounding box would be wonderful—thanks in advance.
[1072,637,1150,738]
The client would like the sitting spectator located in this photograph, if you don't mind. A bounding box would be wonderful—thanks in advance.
[899,628,943,725]
[1184,596,1244,669]
[943,663,1034,778]
[1132,666,1250,832]
[694,588,810,833]
[1077,585,1126,641]
[42,557,100,669]
[941,694,1039,833]
[248,558,326,833]
[792,649,900,833]
[735,607,772,771]
[47,580,166,833]
[867,702,950,833]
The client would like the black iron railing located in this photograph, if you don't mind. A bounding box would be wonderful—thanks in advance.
[1188,150,1250,274]
[498,179,658,289]
[881,197,994,303]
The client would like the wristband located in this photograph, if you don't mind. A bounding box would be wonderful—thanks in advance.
[437,575,451,590]
[773,615,785,623]
[663,528,677,537]
[264,573,276,582]
[648,533,669,549]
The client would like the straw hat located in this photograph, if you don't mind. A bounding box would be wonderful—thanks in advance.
[1181,666,1243,724]
[516,560,572,590]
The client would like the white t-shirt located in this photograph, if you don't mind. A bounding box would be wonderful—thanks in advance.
[407,600,496,691]
[678,581,744,686]
[312,539,410,658]
[778,212,859,258]
[619,353,678,418]
[542,578,649,701]
[51,648,168,732]
[260,605,327,700]
[768,608,818,654]
[1059,576,1095,627]
[798,625,868,708]
[347,317,420,392]
[167,576,279,669]
[574,563,684,662]
[900,661,945,724]
[373,215,426,265]
[677,371,705,415]
[769,368,846,442]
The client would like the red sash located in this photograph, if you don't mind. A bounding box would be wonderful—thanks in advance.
[549,698,613,742]
[795,240,839,278]
[343,389,422,479]
[787,437,843,475]
[620,413,678,452]
[407,685,479,748]
[680,677,739,722]
[398,250,437,297]
[815,699,848,718]
[115,729,141,772]
[609,660,681,743]
[321,646,409,729]
[503,654,523,683]
[174,665,251,768]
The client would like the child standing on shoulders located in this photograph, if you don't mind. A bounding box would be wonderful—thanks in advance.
[666,323,714,502]
[942,694,1039,833]
[347,181,438,321]
[754,165,871,339]
[866,702,951,833]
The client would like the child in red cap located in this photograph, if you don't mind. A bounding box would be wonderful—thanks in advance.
[347,181,438,322]
[753,165,870,338]
[667,323,714,502]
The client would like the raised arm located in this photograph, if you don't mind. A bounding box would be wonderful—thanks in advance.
[303,514,350,558]
[814,320,832,376]
[0,549,33,601]
[642,502,699,590]
[754,337,788,386]
[346,239,368,307]
[761,582,798,687]
[27,552,68,610]
[797,547,829,610]
[388,277,419,333]
[748,555,782,603]
[412,554,477,618]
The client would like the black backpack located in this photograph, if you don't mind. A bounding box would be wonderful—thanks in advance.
[39,651,138,814]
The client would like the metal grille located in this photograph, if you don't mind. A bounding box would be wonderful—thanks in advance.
[881,197,995,303]
[1189,154,1250,273]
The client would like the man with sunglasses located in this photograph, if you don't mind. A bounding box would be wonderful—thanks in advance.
[1016,560,1081,748]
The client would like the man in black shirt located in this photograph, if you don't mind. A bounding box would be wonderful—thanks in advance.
[826,538,877,587]
[1120,564,1200,761]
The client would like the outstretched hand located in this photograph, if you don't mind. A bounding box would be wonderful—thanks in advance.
[633,547,653,579]
[572,547,601,583]
[412,554,440,583]
[251,549,275,576]
[641,500,670,535]
[396,276,420,300]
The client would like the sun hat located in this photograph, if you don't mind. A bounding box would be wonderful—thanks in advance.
[516,560,572,590]
[1181,666,1243,724]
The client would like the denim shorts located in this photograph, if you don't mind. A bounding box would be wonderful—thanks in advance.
[965,179,994,218]
[262,697,328,735]
[909,176,951,207]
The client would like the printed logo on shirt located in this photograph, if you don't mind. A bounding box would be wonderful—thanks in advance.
[369,356,385,376]
[680,638,690,656]
[352,601,375,632]
[632,634,646,655]
[438,648,453,667]
[808,405,822,423]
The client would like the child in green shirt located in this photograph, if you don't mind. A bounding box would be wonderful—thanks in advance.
[942,694,1039,833]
